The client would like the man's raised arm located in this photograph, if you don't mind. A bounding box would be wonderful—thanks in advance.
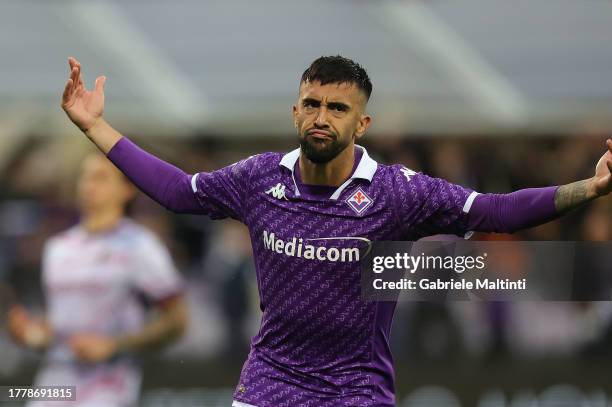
[61,57,201,213]
[467,139,612,234]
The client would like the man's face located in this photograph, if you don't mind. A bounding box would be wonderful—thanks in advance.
[77,154,134,214]
[293,81,371,163]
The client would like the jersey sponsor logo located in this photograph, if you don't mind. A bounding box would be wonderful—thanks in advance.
[263,230,371,262]
[346,188,373,214]
[401,167,416,181]
[265,183,288,200]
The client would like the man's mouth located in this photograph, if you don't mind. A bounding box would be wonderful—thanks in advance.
[307,129,334,140]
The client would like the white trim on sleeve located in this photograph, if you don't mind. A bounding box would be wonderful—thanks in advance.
[462,191,479,213]
[191,173,199,193]
[232,401,258,407]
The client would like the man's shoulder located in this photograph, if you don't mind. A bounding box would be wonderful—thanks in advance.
[230,151,284,175]
[372,162,420,183]
[46,224,81,248]
[238,151,282,166]
[369,163,446,201]
[115,219,169,251]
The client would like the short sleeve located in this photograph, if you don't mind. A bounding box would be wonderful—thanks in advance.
[190,155,257,222]
[131,234,184,303]
[392,165,479,239]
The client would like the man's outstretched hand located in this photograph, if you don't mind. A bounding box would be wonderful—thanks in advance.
[555,139,612,214]
[61,57,122,154]
[61,57,106,133]
[591,138,612,198]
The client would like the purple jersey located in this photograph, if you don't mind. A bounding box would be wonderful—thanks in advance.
[107,137,559,406]
[190,146,476,406]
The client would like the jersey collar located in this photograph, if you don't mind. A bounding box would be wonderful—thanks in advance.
[279,145,378,200]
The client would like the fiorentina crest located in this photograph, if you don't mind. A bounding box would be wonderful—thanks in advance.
[346,188,373,214]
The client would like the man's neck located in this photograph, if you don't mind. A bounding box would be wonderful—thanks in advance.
[81,209,124,234]
[299,144,356,187]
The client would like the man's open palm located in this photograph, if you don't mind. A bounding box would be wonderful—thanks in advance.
[592,139,612,197]
[61,57,106,132]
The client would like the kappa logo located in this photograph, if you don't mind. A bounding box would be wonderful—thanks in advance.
[265,183,288,200]
[346,188,373,214]
[401,167,416,181]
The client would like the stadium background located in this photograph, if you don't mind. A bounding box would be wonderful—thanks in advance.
[1,0,611,405]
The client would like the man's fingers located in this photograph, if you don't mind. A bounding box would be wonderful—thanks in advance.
[94,76,106,93]
[68,57,82,89]
[74,65,83,92]
[70,64,83,92]
[68,57,80,70]
[606,139,612,154]
[70,67,79,94]
[607,159,612,175]
[75,63,85,88]
[62,79,74,105]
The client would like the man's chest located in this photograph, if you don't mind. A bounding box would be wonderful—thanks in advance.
[246,173,398,236]
[45,241,133,293]
[244,186,404,274]
[251,198,397,243]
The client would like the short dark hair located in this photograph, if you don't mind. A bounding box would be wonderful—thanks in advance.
[300,55,372,101]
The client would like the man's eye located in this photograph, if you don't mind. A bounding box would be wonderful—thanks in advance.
[303,101,317,108]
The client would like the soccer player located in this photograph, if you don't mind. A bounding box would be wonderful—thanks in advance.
[61,55,612,406]
[7,153,187,406]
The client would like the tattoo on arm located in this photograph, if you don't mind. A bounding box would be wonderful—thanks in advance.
[554,179,594,214]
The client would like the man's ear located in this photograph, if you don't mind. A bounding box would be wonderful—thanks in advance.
[355,114,372,139]
[292,104,298,128]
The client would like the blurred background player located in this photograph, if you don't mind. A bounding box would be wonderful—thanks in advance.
[7,153,188,406]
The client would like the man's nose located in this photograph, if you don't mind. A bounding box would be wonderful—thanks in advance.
[314,106,329,127]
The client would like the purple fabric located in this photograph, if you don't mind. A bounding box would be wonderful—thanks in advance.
[107,137,201,213]
[467,187,559,233]
[195,156,478,406]
[106,136,561,406]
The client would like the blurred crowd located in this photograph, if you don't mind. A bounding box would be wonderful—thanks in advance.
[0,133,611,379]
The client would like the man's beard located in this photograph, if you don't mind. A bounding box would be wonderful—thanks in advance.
[299,131,351,164]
